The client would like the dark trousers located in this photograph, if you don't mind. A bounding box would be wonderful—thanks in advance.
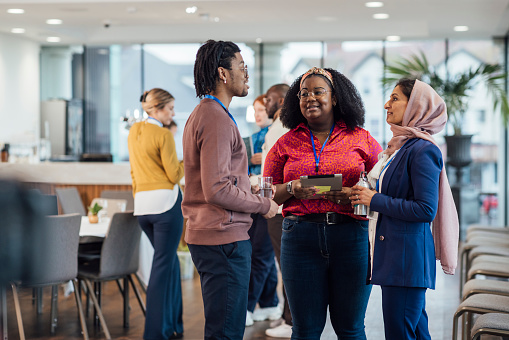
[381,286,431,340]
[247,214,279,312]
[267,214,293,326]
[281,218,372,340]
[189,240,252,340]
[137,190,184,340]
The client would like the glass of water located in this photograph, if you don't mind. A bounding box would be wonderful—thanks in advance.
[258,176,273,198]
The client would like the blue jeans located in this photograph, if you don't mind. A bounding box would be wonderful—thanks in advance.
[137,190,184,340]
[189,240,252,340]
[381,286,431,340]
[281,217,372,340]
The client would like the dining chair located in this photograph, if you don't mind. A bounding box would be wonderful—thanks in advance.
[78,211,145,339]
[100,190,134,211]
[11,213,88,340]
[33,193,59,314]
[55,187,86,216]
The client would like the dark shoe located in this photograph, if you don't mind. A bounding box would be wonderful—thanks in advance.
[170,332,183,339]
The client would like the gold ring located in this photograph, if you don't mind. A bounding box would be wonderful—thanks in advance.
[337,199,341,204]
[357,195,359,199]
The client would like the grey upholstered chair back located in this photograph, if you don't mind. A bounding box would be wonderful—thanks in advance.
[55,187,86,216]
[41,194,58,215]
[26,213,82,286]
[99,211,141,278]
[100,190,134,211]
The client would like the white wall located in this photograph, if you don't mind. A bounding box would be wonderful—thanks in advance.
[0,33,40,145]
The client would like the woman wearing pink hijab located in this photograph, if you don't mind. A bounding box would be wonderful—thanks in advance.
[351,79,459,339]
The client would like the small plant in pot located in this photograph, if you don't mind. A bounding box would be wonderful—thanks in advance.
[87,202,103,224]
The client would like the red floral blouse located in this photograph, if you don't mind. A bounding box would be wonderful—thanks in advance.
[264,121,382,218]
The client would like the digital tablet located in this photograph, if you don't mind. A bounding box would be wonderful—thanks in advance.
[300,174,342,198]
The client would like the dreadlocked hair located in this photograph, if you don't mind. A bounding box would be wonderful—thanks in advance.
[194,40,241,98]
[280,68,365,131]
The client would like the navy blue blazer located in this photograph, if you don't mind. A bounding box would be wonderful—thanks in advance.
[370,138,442,289]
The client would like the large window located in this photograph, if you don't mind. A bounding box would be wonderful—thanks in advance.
[324,41,384,144]
[41,38,509,227]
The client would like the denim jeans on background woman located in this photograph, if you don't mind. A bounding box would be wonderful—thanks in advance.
[281,217,372,340]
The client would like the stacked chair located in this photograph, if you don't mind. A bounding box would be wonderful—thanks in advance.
[452,223,509,339]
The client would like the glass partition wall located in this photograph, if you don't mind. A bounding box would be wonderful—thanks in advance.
[41,38,509,228]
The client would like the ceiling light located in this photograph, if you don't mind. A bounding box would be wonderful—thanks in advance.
[454,25,469,32]
[46,19,63,25]
[46,37,61,43]
[255,38,263,44]
[365,2,384,8]
[386,35,400,42]
[126,7,137,13]
[213,17,220,22]
[11,28,25,34]
[7,8,25,14]
[373,13,389,19]
[186,6,197,14]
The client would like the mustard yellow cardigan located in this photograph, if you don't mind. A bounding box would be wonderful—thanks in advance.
[128,121,184,195]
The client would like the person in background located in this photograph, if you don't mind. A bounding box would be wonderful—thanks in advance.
[127,88,185,340]
[260,83,293,338]
[249,94,272,175]
[246,94,280,328]
[351,78,459,339]
[182,39,278,340]
[168,120,178,135]
[264,67,382,339]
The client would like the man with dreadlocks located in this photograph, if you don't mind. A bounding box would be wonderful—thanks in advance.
[182,40,278,339]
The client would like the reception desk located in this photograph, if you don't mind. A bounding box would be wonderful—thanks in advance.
[0,162,132,208]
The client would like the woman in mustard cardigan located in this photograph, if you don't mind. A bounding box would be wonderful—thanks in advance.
[128,88,185,340]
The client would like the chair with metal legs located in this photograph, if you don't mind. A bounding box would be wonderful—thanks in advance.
[471,313,509,339]
[11,214,88,340]
[78,211,145,340]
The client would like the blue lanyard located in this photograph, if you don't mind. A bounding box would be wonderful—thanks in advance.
[309,124,335,173]
[204,94,237,127]
[376,156,395,191]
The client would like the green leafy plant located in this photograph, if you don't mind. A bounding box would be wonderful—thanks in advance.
[87,202,103,215]
[382,51,509,135]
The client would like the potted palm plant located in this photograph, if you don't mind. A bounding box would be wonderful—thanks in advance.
[383,52,509,172]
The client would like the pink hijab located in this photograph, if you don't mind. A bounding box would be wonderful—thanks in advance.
[385,79,459,275]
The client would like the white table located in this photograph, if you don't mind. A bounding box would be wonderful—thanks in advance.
[79,216,154,286]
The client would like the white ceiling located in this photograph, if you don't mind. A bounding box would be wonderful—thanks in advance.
[0,0,509,45]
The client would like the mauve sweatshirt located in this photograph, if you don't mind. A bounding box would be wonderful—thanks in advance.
[182,98,271,246]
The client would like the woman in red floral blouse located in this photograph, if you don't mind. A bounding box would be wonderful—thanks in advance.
[264,67,382,340]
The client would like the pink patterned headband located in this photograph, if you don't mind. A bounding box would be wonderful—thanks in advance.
[300,67,334,88]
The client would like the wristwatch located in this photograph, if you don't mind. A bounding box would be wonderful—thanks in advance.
[286,180,294,195]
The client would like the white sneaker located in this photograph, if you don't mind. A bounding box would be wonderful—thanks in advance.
[252,306,282,321]
[265,322,292,338]
[245,311,254,327]
[269,317,284,328]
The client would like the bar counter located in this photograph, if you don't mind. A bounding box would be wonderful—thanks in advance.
[0,162,132,208]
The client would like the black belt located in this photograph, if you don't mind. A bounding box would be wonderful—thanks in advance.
[286,212,356,225]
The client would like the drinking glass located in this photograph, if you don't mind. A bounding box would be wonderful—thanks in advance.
[258,176,273,198]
